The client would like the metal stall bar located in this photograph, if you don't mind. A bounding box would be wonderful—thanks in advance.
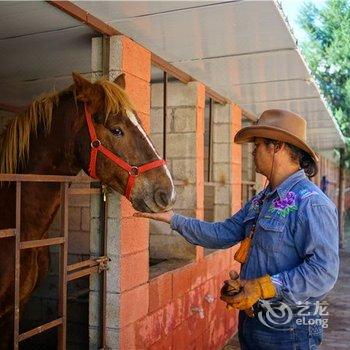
[58,182,69,350]
[13,181,21,350]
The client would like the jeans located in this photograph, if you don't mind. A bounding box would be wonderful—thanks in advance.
[238,310,324,350]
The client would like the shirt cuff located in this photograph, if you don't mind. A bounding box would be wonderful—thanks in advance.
[170,213,187,231]
[271,273,284,297]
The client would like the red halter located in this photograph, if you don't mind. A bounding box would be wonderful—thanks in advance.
[84,103,166,200]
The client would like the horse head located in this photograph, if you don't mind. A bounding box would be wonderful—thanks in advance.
[72,73,175,213]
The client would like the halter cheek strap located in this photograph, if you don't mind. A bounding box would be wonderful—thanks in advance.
[84,103,166,200]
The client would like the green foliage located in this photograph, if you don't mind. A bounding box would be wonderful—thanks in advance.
[298,0,350,166]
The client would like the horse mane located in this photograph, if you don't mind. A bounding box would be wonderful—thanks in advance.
[0,77,134,174]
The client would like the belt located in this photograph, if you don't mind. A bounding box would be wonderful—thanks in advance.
[253,300,318,316]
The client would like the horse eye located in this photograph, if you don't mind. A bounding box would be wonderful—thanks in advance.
[110,128,124,137]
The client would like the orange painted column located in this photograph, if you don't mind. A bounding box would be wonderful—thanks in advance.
[116,36,151,330]
[195,83,206,261]
[231,104,242,215]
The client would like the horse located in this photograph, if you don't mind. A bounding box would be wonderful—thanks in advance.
[0,72,176,349]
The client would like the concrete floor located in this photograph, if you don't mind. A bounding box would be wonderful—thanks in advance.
[223,217,350,350]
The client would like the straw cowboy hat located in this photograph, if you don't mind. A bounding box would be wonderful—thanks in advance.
[234,109,319,162]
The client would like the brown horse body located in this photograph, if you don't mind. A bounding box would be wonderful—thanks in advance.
[0,74,175,348]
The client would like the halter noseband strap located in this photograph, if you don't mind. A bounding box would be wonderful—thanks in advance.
[84,103,166,200]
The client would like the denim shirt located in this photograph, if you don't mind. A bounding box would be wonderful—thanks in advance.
[170,170,339,306]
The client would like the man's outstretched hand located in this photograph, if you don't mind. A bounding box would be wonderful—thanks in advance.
[133,210,174,224]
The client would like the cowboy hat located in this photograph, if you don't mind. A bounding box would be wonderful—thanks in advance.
[234,109,318,162]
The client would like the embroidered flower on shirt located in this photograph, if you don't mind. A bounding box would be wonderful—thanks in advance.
[269,191,298,217]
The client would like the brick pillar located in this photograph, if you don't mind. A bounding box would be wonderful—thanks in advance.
[91,35,151,349]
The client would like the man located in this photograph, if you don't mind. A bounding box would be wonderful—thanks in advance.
[135,109,339,349]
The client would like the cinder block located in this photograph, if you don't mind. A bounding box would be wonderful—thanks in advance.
[214,185,231,205]
[124,73,150,115]
[213,124,231,143]
[120,283,149,327]
[106,326,120,350]
[150,234,195,260]
[172,265,192,299]
[89,290,101,327]
[90,194,101,219]
[120,324,136,350]
[173,107,197,132]
[213,143,231,163]
[151,82,198,108]
[213,204,231,221]
[150,220,172,236]
[108,35,123,73]
[106,256,121,293]
[212,163,231,184]
[107,191,121,218]
[167,133,197,158]
[91,37,103,73]
[69,230,89,254]
[213,104,231,124]
[150,107,173,133]
[106,292,120,329]
[171,158,196,183]
[88,326,101,350]
[81,207,90,231]
[121,217,148,255]
[149,133,164,153]
[149,272,173,312]
[120,250,149,291]
[174,184,197,209]
[90,217,102,255]
[121,36,151,82]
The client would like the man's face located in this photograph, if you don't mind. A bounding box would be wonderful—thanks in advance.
[252,137,274,176]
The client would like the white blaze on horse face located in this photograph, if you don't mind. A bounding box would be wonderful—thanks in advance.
[126,110,175,202]
[126,110,160,158]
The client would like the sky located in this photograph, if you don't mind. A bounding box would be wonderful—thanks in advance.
[279,0,327,42]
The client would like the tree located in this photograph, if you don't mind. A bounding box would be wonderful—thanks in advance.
[298,0,350,166]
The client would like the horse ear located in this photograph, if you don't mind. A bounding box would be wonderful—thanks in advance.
[72,72,92,92]
[114,73,126,89]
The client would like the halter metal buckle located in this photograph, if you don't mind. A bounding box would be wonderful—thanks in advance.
[91,139,101,149]
[129,166,139,176]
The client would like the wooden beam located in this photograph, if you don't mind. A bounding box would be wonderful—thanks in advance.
[48,1,119,36]
[206,87,229,105]
[151,53,192,84]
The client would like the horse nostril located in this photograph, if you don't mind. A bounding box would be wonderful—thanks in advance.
[154,189,172,209]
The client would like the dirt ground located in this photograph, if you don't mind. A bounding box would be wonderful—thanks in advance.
[223,217,350,350]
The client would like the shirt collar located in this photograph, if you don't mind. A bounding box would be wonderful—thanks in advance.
[265,169,307,199]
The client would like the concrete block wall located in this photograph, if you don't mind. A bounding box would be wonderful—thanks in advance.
[149,81,205,262]
[211,103,235,221]
[90,35,153,349]
[119,102,243,350]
